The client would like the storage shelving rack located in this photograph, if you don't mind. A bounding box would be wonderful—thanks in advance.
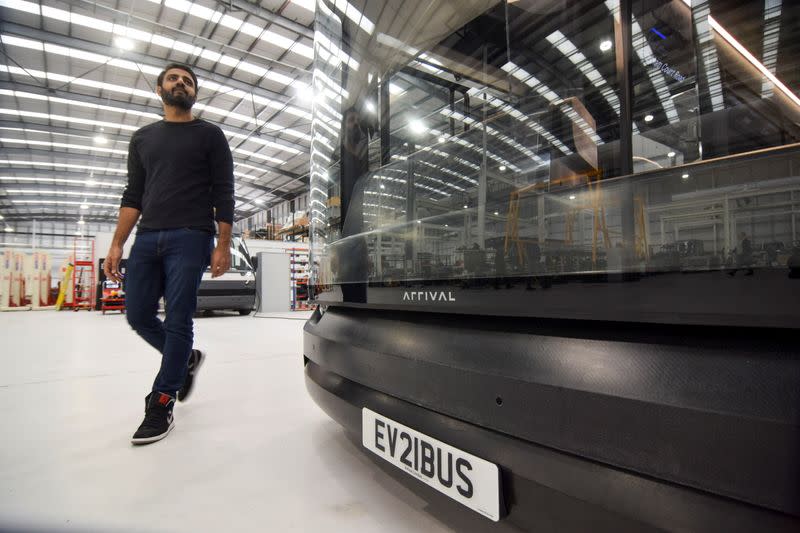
[289,247,310,311]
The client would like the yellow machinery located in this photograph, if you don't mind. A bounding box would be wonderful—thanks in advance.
[504,168,611,267]
[55,262,73,311]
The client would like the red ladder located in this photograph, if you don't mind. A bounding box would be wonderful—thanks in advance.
[71,238,95,311]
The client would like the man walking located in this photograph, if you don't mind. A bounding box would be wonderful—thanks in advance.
[104,63,234,444]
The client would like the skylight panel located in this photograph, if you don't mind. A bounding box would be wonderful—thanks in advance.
[1,138,128,155]
[13,200,119,208]
[0,37,305,118]
[2,0,308,85]
[0,160,127,175]
[0,176,124,187]
[6,189,122,199]
[231,148,285,165]
[334,0,375,34]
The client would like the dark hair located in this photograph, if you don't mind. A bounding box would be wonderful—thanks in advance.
[157,63,198,91]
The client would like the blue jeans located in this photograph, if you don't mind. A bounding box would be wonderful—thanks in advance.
[125,228,213,396]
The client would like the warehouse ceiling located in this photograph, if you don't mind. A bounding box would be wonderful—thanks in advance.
[0,0,317,228]
[1,0,798,232]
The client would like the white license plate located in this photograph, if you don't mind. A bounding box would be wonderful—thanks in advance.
[361,408,501,521]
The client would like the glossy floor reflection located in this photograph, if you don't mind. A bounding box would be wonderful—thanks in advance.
[0,310,520,533]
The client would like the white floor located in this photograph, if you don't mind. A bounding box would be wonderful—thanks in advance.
[0,310,519,533]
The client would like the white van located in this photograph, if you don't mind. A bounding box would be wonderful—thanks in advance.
[196,234,255,315]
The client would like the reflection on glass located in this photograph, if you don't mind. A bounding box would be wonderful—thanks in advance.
[309,0,800,302]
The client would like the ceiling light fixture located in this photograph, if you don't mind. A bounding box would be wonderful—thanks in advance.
[682,173,690,180]
[569,195,576,200]
[78,219,86,225]
[438,136,446,144]
[463,205,468,209]
[297,84,315,103]
[667,151,676,157]
[80,203,89,210]
[4,227,12,232]
[600,40,613,52]
[409,120,427,135]
[706,11,800,108]
[113,36,134,50]
[644,114,654,122]
[365,101,376,113]
[499,165,506,172]
[0,159,126,175]
[493,211,499,216]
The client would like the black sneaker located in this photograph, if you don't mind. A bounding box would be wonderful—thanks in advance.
[177,349,206,402]
[132,392,175,445]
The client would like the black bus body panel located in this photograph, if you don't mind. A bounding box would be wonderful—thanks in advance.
[305,358,798,531]
[303,306,799,522]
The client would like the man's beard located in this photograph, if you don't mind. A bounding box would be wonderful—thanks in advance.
[161,88,196,111]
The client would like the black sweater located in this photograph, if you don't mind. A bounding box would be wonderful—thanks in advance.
[120,119,235,233]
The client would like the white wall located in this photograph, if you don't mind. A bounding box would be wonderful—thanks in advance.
[95,231,134,261]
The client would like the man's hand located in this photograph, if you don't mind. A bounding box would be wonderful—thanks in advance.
[210,244,231,278]
[104,244,124,282]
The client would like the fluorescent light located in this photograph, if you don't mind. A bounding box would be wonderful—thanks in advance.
[4,0,314,73]
[6,189,122,199]
[0,214,3,219]
[681,173,690,179]
[499,165,506,172]
[0,42,312,124]
[0,137,126,155]
[503,62,604,145]
[468,89,572,155]
[644,114,654,122]
[409,120,427,135]
[0,177,124,188]
[600,40,612,52]
[4,227,12,232]
[605,2,680,122]
[439,110,537,169]
[0,159,126,175]
[325,0,375,34]
[113,36,134,50]
[760,0,782,98]
[12,200,119,207]
[707,13,800,108]
[297,84,315,102]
